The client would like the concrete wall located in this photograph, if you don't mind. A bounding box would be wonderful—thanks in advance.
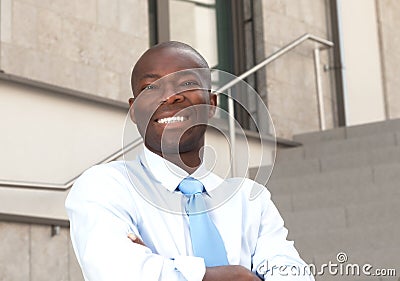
[0,222,83,281]
[376,0,400,119]
[0,0,149,103]
[260,0,335,139]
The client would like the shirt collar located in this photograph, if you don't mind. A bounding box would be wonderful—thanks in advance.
[139,147,224,195]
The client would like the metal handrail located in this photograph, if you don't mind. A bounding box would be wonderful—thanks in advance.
[0,138,144,191]
[215,33,333,177]
[217,33,333,93]
[0,33,333,190]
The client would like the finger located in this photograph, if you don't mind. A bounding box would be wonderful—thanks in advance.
[127,233,146,246]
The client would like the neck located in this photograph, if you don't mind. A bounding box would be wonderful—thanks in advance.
[148,141,204,174]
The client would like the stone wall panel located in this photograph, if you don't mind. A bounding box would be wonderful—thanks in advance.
[376,0,400,119]
[0,222,30,281]
[30,225,69,281]
[0,0,149,103]
[261,0,333,138]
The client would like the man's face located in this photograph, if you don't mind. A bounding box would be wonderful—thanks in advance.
[130,46,216,155]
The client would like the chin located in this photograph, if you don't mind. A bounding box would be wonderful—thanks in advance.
[145,125,206,155]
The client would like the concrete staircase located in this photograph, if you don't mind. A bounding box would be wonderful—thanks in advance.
[265,119,400,281]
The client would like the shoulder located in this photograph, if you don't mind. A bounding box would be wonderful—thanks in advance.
[74,161,130,187]
[66,160,141,205]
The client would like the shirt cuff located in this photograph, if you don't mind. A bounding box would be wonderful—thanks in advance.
[173,255,206,281]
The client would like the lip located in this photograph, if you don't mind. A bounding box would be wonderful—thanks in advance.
[154,108,191,122]
[152,110,190,130]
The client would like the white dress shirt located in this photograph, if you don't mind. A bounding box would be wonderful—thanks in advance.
[66,148,314,281]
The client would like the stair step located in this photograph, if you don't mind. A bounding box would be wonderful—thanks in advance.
[303,132,397,159]
[268,166,374,195]
[374,163,400,184]
[320,145,400,172]
[282,207,346,235]
[275,132,398,166]
[271,145,400,180]
[275,183,400,212]
[267,162,400,195]
[346,200,400,228]
[271,193,292,212]
[270,158,321,178]
[294,127,346,143]
[276,146,305,162]
[282,200,400,236]
[291,223,398,259]
[293,118,400,144]
[345,118,400,138]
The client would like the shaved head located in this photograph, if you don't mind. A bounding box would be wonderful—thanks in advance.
[149,41,209,68]
[131,41,209,96]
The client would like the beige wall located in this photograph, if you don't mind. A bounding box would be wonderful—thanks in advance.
[340,0,386,125]
[169,0,219,67]
[261,0,335,139]
[376,0,400,119]
[0,79,131,183]
[0,0,149,103]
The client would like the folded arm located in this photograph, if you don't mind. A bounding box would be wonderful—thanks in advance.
[66,166,205,281]
[128,234,262,281]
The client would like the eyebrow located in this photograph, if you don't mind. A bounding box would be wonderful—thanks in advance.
[138,73,162,81]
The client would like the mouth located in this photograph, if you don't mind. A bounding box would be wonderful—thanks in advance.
[156,116,189,124]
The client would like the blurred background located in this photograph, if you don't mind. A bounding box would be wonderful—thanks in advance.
[0,0,399,280]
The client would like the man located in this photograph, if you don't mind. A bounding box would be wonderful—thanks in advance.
[66,42,313,281]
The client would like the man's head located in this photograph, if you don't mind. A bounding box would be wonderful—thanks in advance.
[129,41,216,158]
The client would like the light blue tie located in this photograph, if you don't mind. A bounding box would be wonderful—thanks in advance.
[178,177,228,267]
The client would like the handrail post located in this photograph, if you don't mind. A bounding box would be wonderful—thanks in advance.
[313,47,326,130]
[227,88,237,177]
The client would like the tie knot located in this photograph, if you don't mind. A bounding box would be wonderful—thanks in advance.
[178,177,204,195]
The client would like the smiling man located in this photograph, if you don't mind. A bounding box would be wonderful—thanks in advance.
[66,42,313,281]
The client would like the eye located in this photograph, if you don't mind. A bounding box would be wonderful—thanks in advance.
[181,81,199,87]
[142,84,157,91]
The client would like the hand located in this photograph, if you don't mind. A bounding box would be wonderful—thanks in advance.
[127,233,146,247]
[128,234,262,280]
[203,265,262,281]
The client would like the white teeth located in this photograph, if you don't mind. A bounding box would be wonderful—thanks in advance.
[157,116,187,124]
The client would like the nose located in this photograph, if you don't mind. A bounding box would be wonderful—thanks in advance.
[159,80,184,104]
[163,93,184,104]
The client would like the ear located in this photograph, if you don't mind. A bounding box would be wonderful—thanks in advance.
[128,97,137,123]
[208,91,217,118]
